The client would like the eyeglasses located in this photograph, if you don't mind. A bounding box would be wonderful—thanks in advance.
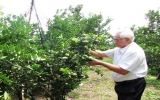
[112,38,124,42]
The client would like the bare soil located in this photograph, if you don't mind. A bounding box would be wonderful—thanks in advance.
[66,67,117,100]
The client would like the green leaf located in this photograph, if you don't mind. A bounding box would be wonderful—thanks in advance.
[26,65,33,70]
[71,38,79,42]
[31,64,40,69]
[60,68,71,74]
[0,53,7,59]
[4,91,9,100]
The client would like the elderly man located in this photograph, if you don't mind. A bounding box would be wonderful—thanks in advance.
[88,29,148,100]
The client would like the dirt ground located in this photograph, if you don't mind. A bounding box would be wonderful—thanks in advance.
[34,67,117,100]
[66,67,117,100]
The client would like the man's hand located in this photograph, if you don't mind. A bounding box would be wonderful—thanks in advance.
[87,57,101,66]
[89,49,107,58]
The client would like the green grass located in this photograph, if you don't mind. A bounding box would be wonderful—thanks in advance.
[142,75,160,100]
[66,66,160,100]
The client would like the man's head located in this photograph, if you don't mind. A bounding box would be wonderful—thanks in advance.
[112,29,135,48]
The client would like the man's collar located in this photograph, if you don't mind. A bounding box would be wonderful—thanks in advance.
[119,42,133,53]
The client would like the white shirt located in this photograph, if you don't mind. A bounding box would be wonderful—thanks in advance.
[104,42,148,82]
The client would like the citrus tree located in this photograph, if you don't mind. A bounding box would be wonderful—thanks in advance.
[37,5,112,99]
[0,4,113,100]
[134,9,160,79]
[0,14,48,99]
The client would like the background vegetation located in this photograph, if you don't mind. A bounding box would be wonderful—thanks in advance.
[0,4,160,100]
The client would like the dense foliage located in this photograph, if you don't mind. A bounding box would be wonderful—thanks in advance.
[0,5,112,100]
[39,5,112,99]
[134,9,160,79]
[1,4,159,100]
[0,14,47,99]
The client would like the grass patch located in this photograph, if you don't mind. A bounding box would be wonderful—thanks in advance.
[142,75,160,100]
[66,66,160,100]
[66,66,116,100]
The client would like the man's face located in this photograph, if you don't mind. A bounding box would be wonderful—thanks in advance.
[113,34,127,48]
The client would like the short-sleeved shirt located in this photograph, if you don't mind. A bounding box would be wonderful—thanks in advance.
[103,42,148,82]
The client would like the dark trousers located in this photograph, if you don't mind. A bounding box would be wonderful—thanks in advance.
[114,77,146,100]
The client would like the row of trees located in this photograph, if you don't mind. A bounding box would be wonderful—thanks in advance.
[0,5,111,100]
[134,9,160,79]
[0,4,160,100]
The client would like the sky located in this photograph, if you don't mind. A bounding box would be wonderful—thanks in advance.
[0,0,160,34]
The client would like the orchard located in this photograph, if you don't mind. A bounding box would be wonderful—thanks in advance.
[0,4,160,100]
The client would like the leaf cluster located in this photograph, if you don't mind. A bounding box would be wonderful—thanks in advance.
[134,9,160,74]
[0,5,112,100]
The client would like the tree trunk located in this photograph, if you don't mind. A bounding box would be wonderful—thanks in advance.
[156,73,160,80]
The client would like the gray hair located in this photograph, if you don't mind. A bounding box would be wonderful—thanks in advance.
[115,29,135,42]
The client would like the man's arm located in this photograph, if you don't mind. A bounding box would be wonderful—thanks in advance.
[90,50,108,58]
[88,57,129,75]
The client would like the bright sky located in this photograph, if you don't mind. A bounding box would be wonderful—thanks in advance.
[0,0,160,33]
